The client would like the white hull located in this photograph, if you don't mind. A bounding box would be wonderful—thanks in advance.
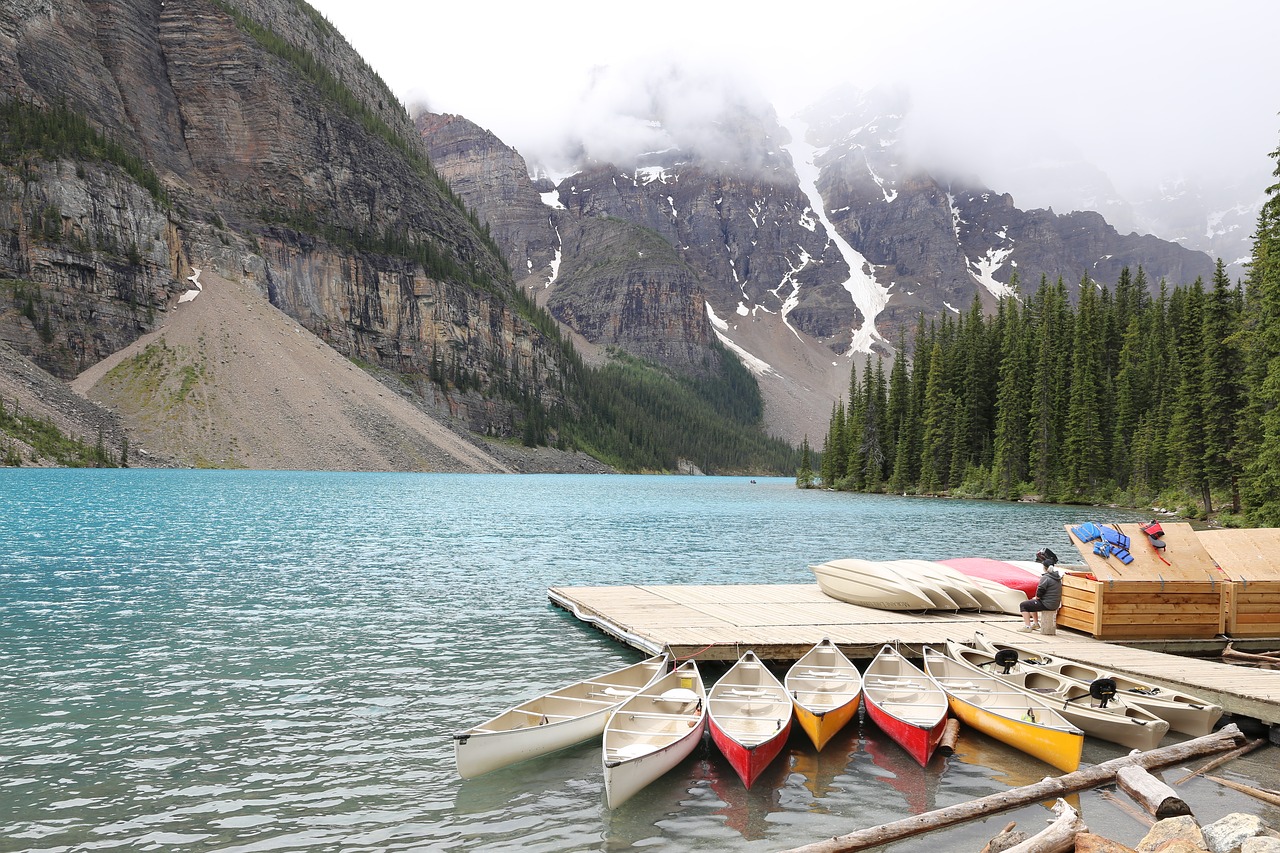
[947,641,1169,751]
[812,557,1026,613]
[603,660,707,808]
[971,632,1223,736]
[454,654,668,779]
[811,558,938,611]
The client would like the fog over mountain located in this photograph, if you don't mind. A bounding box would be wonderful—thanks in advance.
[312,0,1279,276]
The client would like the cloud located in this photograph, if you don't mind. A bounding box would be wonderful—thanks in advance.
[314,0,1280,213]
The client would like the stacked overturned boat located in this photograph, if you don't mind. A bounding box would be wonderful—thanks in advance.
[810,556,1042,613]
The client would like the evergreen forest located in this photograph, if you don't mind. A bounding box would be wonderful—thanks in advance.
[802,137,1280,527]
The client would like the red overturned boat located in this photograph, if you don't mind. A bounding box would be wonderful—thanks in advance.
[861,644,950,766]
[707,650,793,788]
[939,557,1041,598]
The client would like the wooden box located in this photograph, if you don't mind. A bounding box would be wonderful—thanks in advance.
[1198,528,1280,639]
[1057,574,1226,640]
[1223,580,1280,638]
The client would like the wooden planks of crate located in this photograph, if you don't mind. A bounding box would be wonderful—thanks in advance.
[1057,574,1226,640]
[1197,528,1280,638]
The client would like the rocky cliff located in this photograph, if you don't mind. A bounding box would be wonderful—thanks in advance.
[419,87,1218,444]
[1,0,581,467]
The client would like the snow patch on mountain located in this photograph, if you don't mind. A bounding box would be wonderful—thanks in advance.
[706,304,776,376]
[969,246,1017,299]
[783,118,890,355]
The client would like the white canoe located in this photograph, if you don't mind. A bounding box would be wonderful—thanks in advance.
[971,632,1224,736]
[882,560,971,609]
[453,653,668,779]
[924,562,1029,614]
[811,558,940,611]
[946,640,1169,751]
[603,659,707,808]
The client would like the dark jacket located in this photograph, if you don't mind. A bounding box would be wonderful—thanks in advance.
[1035,569,1063,610]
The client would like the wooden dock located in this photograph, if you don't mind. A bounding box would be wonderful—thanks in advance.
[549,582,1280,733]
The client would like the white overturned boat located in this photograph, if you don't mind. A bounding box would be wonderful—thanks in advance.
[813,557,1026,613]
[603,659,707,808]
[454,653,668,779]
[811,558,940,611]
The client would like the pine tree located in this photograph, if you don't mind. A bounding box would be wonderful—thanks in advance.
[1065,273,1106,497]
[918,341,951,492]
[1240,136,1280,523]
[796,435,815,488]
[1170,279,1209,510]
[1200,258,1244,512]
[991,293,1031,498]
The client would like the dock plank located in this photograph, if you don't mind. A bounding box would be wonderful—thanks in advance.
[548,582,1280,728]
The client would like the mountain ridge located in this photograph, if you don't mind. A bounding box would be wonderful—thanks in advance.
[0,0,1226,469]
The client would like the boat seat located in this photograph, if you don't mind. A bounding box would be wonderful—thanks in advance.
[656,688,699,703]
[611,743,655,759]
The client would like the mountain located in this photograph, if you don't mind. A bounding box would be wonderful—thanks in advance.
[0,0,625,470]
[0,2,1223,470]
[419,86,1217,445]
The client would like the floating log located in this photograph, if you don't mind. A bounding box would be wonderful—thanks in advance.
[1204,774,1280,808]
[937,718,961,756]
[1115,765,1191,819]
[1224,642,1280,659]
[1222,645,1280,666]
[1171,737,1268,785]
[780,724,1246,853]
[1097,789,1154,828]
[977,821,1018,853]
[1002,799,1084,853]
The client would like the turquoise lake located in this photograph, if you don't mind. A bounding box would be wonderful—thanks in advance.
[2,470,1274,852]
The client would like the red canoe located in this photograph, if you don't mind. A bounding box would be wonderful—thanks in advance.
[861,645,949,766]
[708,651,793,788]
[940,557,1040,597]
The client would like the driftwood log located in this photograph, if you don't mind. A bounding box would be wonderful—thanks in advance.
[1171,737,1269,784]
[1001,799,1085,853]
[779,724,1246,853]
[937,718,961,756]
[1115,765,1190,818]
[1204,774,1280,808]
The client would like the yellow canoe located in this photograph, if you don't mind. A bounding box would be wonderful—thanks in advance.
[785,639,863,750]
[923,647,1083,773]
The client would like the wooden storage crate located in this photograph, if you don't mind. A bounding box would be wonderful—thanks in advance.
[1057,574,1225,640]
[1222,580,1280,638]
[1197,528,1280,638]
[1060,521,1227,640]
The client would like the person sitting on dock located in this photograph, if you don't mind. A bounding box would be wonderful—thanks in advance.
[1019,549,1063,632]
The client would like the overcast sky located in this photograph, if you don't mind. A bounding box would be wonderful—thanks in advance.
[306,0,1279,210]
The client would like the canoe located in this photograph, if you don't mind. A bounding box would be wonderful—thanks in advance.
[785,638,863,750]
[902,559,1028,614]
[940,557,1041,598]
[811,558,941,611]
[884,560,976,610]
[970,632,1224,737]
[922,647,1084,773]
[945,640,1169,751]
[862,644,949,766]
[707,650,793,788]
[454,652,669,779]
[602,659,707,808]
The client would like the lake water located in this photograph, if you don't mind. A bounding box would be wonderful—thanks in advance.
[1,470,1275,852]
